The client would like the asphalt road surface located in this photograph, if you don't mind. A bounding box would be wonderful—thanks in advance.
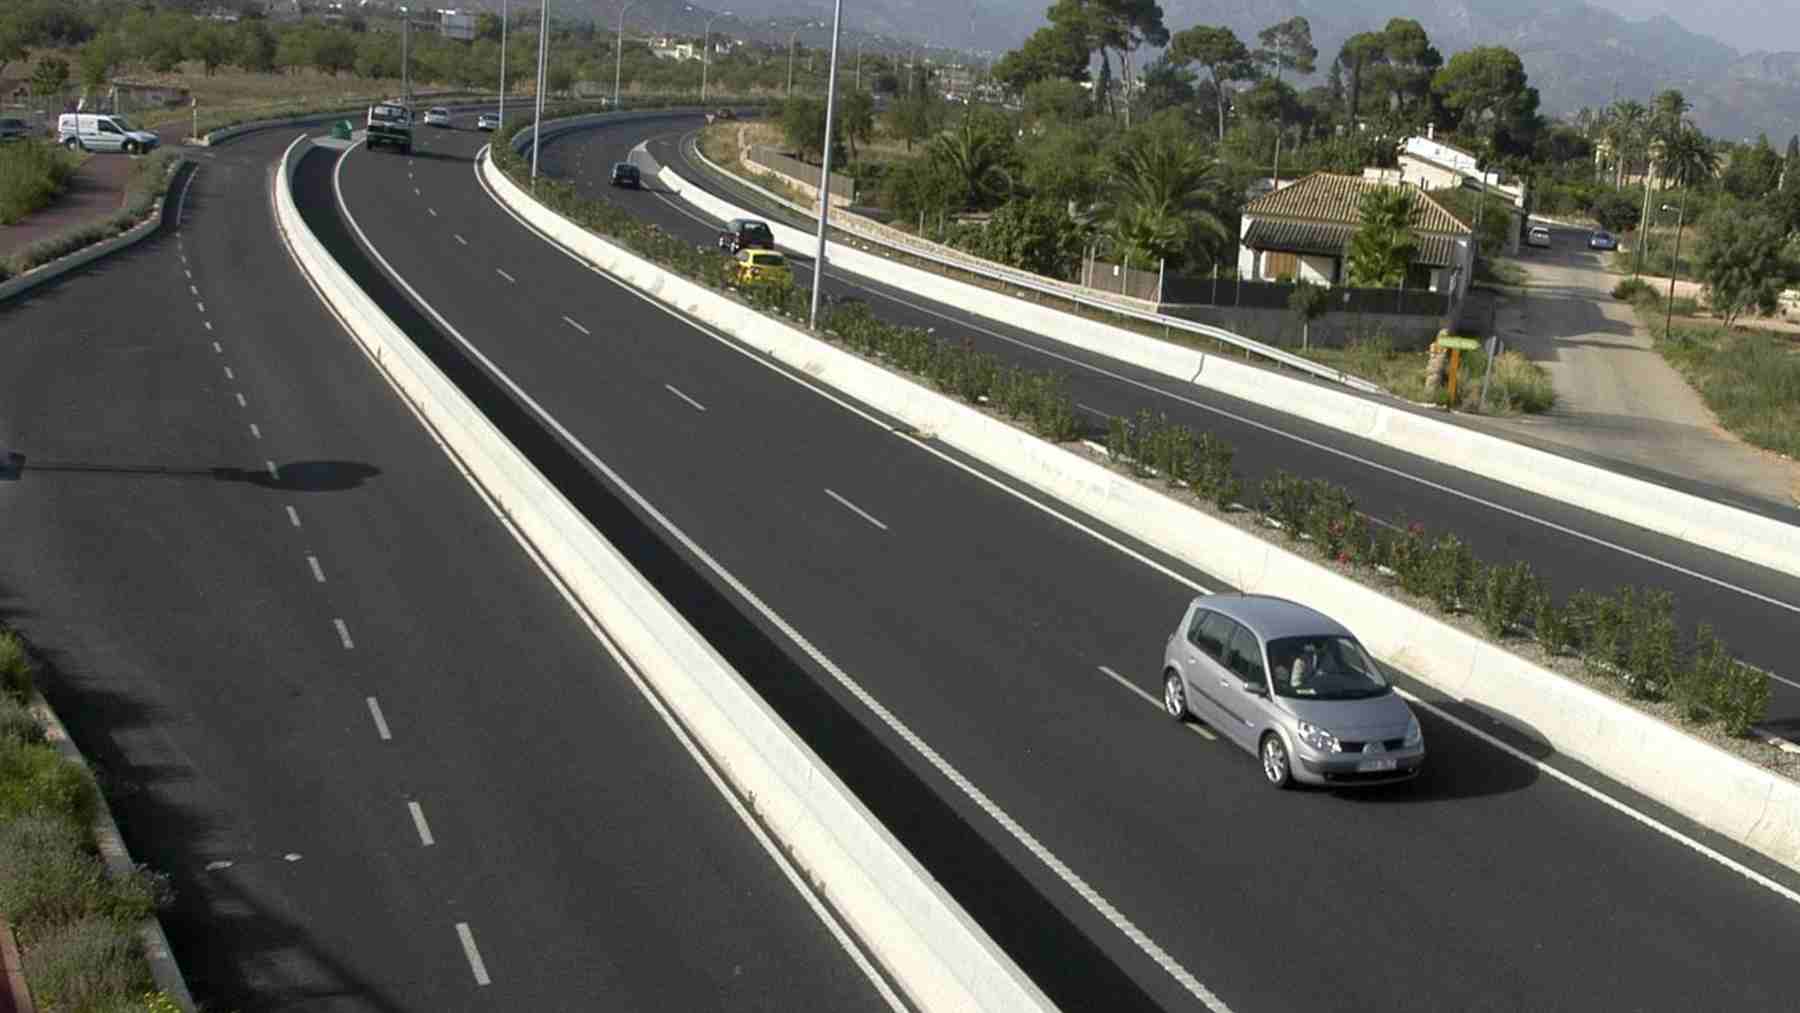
[317,113,1800,1012]
[0,121,895,1012]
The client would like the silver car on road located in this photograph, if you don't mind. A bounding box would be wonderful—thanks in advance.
[1162,594,1424,788]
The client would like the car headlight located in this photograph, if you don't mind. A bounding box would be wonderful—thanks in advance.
[1296,720,1339,753]
[1404,716,1423,748]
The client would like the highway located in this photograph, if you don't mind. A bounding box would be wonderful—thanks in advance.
[535,113,1800,732]
[0,123,896,1012]
[320,112,1800,1011]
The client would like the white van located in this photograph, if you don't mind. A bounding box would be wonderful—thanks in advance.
[56,113,160,154]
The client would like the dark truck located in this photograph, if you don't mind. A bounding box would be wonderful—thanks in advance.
[366,102,413,154]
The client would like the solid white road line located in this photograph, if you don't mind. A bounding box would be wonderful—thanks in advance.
[478,150,1800,913]
[407,801,435,846]
[1098,665,1218,741]
[454,923,490,986]
[495,268,515,283]
[1076,403,1114,419]
[365,696,392,740]
[561,315,590,335]
[249,423,260,439]
[307,555,326,583]
[664,383,707,412]
[824,488,889,532]
[235,392,247,407]
[333,618,354,650]
[286,505,302,528]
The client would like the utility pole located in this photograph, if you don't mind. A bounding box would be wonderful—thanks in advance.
[614,1,638,111]
[808,0,844,330]
[787,30,800,97]
[498,0,508,128]
[532,0,549,180]
[701,11,731,104]
[401,10,410,106]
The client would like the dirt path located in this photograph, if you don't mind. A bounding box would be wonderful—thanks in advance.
[0,124,186,260]
[1482,223,1800,507]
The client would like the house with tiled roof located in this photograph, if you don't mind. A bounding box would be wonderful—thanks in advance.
[1235,172,1475,302]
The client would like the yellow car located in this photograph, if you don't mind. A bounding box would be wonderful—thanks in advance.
[734,249,792,285]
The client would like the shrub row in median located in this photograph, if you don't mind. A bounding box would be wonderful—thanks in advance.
[1,149,184,284]
[490,115,1777,752]
[0,628,179,1013]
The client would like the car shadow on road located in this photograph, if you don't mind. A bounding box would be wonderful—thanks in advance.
[403,147,472,165]
[1,456,380,492]
[1335,678,1546,803]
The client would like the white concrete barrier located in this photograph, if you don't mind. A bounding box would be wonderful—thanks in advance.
[658,165,1800,584]
[502,152,1800,876]
[281,135,1053,1013]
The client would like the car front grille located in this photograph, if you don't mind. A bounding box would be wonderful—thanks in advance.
[1337,738,1408,753]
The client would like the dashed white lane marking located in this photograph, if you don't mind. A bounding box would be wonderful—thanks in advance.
[823,488,889,532]
[249,423,261,440]
[265,460,278,479]
[223,366,234,381]
[306,555,325,583]
[664,383,707,412]
[203,321,212,331]
[286,505,301,528]
[412,187,420,195]
[235,393,247,408]
[561,315,590,335]
[195,301,205,314]
[332,619,354,650]
[211,341,222,354]
[407,801,436,846]
[184,269,192,279]
[454,234,467,245]
[365,696,391,740]
[189,284,198,296]
[1098,665,1218,741]
[455,924,490,986]
[495,268,515,283]
[427,207,437,217]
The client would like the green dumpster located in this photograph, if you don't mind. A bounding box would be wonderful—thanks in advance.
[331,119,353,140]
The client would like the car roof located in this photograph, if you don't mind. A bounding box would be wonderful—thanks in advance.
[1192,594,1353,641]
[613,161,636,169]
[730,218,769,229]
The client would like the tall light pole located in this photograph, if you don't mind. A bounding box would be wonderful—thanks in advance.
[614,1,639,112]
[787,29,801,97]
[400,7,410,105]
[807,0,844,330]
[854,40,862,92]
[1662,201,1685,337]
[498,0,508,128]
[701,10,731,104]
[531,0,549,180]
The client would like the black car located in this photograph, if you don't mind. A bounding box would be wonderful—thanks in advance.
[609,162,641,188]
[717,218,775,253]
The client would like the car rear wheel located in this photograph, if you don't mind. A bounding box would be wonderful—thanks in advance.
[65,137,81,151]
[1260,734,1293,789]
[1163,670,1191,721]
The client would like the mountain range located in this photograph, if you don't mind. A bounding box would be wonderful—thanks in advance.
[598,0,1800,141]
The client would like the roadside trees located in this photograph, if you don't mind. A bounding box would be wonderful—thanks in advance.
[1693,211,1797,326]
[1347,186,1419,287]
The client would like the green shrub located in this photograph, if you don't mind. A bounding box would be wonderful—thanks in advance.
[19,917,152,1010]
[1192,433,1242,509]
[0,697,45,747]
[1622,588,1678,700]
[1714,660,1770,738]
[1611,277,1654,301]
[0,737,99,828]
[1582,587,1631,681]
[1477,561,1539,638]
[0,140,78,225]
[1673,624,1727,723]
[1422,534,1476,613]
[0,630,33,703]
[1532,588,1570,655]
[1389,523,1430,594]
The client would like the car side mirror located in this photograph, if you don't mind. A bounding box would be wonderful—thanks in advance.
[1241,680,1267,697]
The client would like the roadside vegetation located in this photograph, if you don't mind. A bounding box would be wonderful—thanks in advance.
[0,628,179,1012]
[493,116,1779,767]
[1296,334,1555,414]
[0,138,78,224]
[0,147,180,282]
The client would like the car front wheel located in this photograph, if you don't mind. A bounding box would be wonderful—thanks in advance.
[1163,670,1191,721]
[65,137,81,151]
[1260,734,1293,789]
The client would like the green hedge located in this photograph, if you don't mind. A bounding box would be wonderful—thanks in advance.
[0,149,184,283]
[0,140,79,225]
[494,108,1773,742]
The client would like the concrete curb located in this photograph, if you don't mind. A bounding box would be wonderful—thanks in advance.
[288,135,1054,1012]
[27,691,195,1012]
[657,163,1800,584]
[490,151,1800,878]
[0,160,190,305]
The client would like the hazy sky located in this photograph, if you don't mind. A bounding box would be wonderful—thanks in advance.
[1591,0,1800,54]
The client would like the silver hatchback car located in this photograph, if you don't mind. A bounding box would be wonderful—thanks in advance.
[1162,594,1424,788]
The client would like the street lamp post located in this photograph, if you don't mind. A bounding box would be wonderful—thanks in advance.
[701,11,731,104]
[531,0,549,180]
[1662,202,1686,337]
[498,0,508,129]
[808,0,844,329]
[787,29,801,97]
[614,1,639,113]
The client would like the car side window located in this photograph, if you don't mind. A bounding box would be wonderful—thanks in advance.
[1186,610,1228,660]
[99,121,120,134]
[1224,626,1266,686]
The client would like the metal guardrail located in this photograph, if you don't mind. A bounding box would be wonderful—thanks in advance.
[684,135,1389,395]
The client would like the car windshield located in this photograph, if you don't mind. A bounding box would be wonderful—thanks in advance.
[756,254,785,266]
[742,223,771,237]
[110,116,138,132]
[1266,636,1391,700]
[431,108,448,115]
[372,106,405,121]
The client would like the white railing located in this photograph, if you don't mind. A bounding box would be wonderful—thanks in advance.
[684,134,1388,395]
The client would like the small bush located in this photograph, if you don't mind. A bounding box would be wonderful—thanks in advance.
[19,917,152,1010]
[1422,534,1476,613]
[0,629,33,703]
[0,737,99,828]
[1532,588,1570,655]
[1622,588,1678,700]
[0,697,46,747]
[1673,624,1726,723]
[1714,660,1770,738]
[0,140,78,224]
[1612,277,1654,301]
[1476,561,1539,638]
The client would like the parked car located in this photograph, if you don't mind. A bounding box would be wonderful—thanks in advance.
[0,117,32,143]
[1527,225,1552,248]
[1588,229,1617,251]
[734,249,791,285]
[422,107,452,127]
[609,162,641,188]
[1162,594,1425,789]
[717,218,775,253]
[476,112,502,132]
[714,107,737,120]
[56,113,159,154]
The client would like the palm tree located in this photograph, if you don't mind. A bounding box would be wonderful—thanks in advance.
[1660,124,1719,190]
[1103,131,1229,270]
[1607,99,1648,188]
[928,113,1016,210]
